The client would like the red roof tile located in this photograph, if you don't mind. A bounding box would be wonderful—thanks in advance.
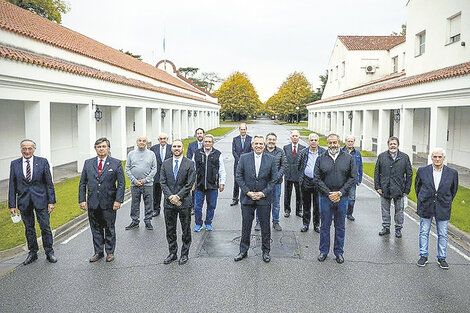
[343,71,405,92]
[311,62,470,105]
[0,45,217,104]
[338,36,405,50]
[0,1,205,96]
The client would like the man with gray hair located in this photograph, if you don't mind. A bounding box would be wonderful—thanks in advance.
[150,133,172,217]
[341,135,363,221]
[415,147,458,269]
[283,130,305,218]
[125,136,157,230]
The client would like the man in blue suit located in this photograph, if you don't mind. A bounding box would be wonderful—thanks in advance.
[231,123,252,206]
[9,139,56,265]
[415,147,458,269]
[186,128,205,160]
[234,136,277,263]
[79,138,125,263]
[150,133,172,217]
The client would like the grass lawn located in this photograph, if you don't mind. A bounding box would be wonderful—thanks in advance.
[363,163,470,233]
[184,127,235,151]
[361,150,377,157]
[280,121,308,127]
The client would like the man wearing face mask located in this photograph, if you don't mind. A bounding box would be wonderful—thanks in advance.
[374,136,412,238]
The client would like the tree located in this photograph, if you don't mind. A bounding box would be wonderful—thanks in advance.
[119,49,142,61]
[7,0,70,24]
[177,67,221,93]
[391,24,407,36]
[310,70,328,102]
[214,72,261,121]
[178,67,199,78]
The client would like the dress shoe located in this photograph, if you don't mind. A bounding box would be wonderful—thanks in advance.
[234,252,248,262]
[262,251,271,263]
[230,200,239,206]
[106,254,115,262]
[300,225,309,232]
[46,253,57,263]
[335,254,344,264]
[89,253,104,263]
[164,253,177,264]
[23,253,38,265]
[296,212,303,217]
[378,227,390,236]
[273,222,282,231]
[254,222,261,231]
[347,215,355,221]
[125,221,139,230]
[284,212,290,218]
[314,225,320,233]
[395,229,402,238]
[145,222,153,230]
[317,253,327,262]
[178,255,189,265]
[152,211,160,217]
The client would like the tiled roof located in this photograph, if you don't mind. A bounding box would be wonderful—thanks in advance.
[343,71,406,92]
[0,45,217,104]
[311,62,470,105]
[338,36,405,50]
[0,1,205,95]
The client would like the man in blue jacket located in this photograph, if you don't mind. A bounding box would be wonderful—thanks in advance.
[9,139,56,265]
[415,147,458,269]
[341,135,363,221]
[186,128,205,160]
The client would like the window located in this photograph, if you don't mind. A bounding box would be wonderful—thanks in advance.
[392,56,398,73]
[341,61,345,77]
[448,13,461,44]
[416,31,426,56]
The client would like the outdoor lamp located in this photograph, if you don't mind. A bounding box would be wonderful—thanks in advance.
[394,109,401,122]
[161,111,166,118]
[188,111,192,117]
[207,112,210,117]
[348,112,353,120]
[194,111,197,117]
[327,112,331,118]
[94,107,102,122]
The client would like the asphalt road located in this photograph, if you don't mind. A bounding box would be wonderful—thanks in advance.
[1,120,469,313]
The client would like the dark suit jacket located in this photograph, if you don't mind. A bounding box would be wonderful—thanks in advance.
[78,156,125,210]
[415,164,459,221]
[160,156,196,209]
[186,140,203,160]
[8,156,56,211]
[150,144,172,183]
[232,135,252,166]
[235,152,277,206]
[283,143,306,182]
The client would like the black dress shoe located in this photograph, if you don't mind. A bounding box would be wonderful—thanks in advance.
[234,252,248,262]
[262,251,271,263]
[284,212,290,218]
[230,200,239,206]
[296,212,303,217]
[178,255,189,265]
[335,254,344,264]
[145,222,153,230]
[23,253,38,265]
[89,253,104,262]
[314,225,320,233]
[347,215,355,221]
[164,254,178,264]
[300,225,309,232]
[46,253,57,263]
[317,253,327,262]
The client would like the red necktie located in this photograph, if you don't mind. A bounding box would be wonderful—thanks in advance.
[293,146,297,156]
[98,159,103,177]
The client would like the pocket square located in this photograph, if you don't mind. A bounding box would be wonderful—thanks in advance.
[108,169,113,171]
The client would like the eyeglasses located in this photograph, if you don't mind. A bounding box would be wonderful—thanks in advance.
[432,155,444,159]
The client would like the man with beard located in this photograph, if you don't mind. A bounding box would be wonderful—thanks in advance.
[187,128,205,160]
[374,136,412,238]
[283,130,305,218]
[341,135,363,221]
[314,134,356,264]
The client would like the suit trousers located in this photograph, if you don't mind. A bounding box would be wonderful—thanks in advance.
[164,207,191,256]
[153,182,163,214]
[130,185,153,223]
[240,203,271,254]
[301,183,320,228]
[88,206,117,255]
[20,206,53,255]
[284,180,302,214]
[232,163,240,201]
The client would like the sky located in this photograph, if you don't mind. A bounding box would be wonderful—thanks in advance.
[61,0,407,101]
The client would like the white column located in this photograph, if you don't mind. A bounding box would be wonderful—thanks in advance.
[352,111,362,148]
[428,107,449,163]
[152,108,162,143]
[111,106,127,160]
[377,109,390,154]
[77,103,96,171]
[134,107,146,139]
[336,111,343,139]
[362,109,373,151]
[182,110,189,138]
[331,112,337,134]
[321,112,326,134]
[25,100,51,163]
[165,109,173,143]
[343,111,351,142]
[188,110,194,136]
[398,108,414,159]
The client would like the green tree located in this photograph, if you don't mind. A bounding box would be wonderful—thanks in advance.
[7,0,70,24]
[178,67,199,78]
[214,72,261,121]
[391,24,407,36]
[178,67,221,93]
[310,70,328,102]
[119,49,142,61]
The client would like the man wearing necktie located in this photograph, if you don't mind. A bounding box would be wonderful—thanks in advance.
[186,128,205,160]
[283,130,305,218]
[231,123,252,206]
[9,139,57,265]
[150,133,172,217]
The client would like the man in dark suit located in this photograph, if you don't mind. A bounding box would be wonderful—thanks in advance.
[79,138,125,263]
[283,130,305,217]
[234,136,277,263]
[160,139,196,265]
[231,123,252,206]
[9,139,57,265]
[415,147,458,269]
[186,128,205,160]
[150,133,172,217]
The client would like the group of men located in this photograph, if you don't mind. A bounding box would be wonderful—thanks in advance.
[7,123,459,269]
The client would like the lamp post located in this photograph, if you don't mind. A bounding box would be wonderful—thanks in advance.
[295,106,299,124]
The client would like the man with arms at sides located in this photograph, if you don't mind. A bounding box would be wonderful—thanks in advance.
[160,139,196,265]
[415,147,458,269]
[150,133,172,217]
[374,136,412,238]
[9,139,57,265]
[314,134,356,264]
[283,130,305,218]
[298,133,326,233]
[234,136,277,263]
[79,138,125,263]
[254,132,287,232]
[231,123,252,206]
[125,136,157,230]
[193,134,226,232]
[341,135,363,221]
[186,128,205,160]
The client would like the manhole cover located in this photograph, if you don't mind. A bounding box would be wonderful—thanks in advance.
[195,230,301,258]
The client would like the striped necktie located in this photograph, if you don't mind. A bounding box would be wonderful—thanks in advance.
[26,159,31,182]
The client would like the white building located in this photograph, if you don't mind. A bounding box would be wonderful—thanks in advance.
[307,0,470,168]
[0,2,220,180]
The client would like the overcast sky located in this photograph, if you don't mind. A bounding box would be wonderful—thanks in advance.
[61,0,406,101]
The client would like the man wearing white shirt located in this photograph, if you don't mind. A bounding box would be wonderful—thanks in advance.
[150,133,172,217]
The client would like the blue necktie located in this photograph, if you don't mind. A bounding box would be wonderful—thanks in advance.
[160,146,164,162]
[241,138,244,150]
[173,159,179,180]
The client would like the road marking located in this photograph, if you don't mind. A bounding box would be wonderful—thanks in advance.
[361,183,470,262]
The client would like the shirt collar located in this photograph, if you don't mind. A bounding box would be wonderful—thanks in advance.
[433,165,443,172]
[173,155,183,161]
[23,156,33,163]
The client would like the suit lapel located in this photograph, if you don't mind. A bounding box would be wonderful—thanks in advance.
[427,165,436,190]
[436,166,448,191]
[100,158,111,179]
[251,153,257,177]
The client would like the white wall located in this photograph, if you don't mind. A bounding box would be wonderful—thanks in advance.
[412,109,430,153]
[447,106,470,168]
[0,100,25,180]
[126,107,136,150]
[50,103,78,166]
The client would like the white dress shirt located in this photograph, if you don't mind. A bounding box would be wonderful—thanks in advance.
[255,153,262,177]
[172,155,183,170]
[433,166,443,191]
[329,151,339,162]
[97,156,107,166]
[160,145,167,161]
[22,156,34,178]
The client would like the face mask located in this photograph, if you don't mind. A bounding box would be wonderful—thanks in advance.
[11,214,21,224]
[389,148,398,154]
